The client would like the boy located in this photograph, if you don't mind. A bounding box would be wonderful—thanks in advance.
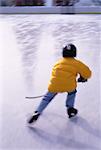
[28,43,92,123]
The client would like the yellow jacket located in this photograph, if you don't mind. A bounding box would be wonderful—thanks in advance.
[48,58,92,93]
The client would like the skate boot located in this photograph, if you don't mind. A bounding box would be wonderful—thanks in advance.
[67,107,78,118]
[28,111,40,124]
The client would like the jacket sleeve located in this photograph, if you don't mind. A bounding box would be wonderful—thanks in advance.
[77,60,92,79]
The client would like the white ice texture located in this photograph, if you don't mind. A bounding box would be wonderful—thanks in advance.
[0,15,101,150]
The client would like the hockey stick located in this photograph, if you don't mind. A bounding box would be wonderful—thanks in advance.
[26,78,87,99]
[25,95,45,99]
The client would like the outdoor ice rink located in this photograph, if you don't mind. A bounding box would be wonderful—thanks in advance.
[0,14,101,150]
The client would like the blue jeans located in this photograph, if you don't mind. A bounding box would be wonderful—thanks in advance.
[36,90,77,114]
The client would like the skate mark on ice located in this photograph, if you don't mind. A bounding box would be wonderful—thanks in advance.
[27,126,99,150]
[70,116,101,139]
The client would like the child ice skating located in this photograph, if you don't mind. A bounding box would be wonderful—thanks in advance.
[28,43,92,123]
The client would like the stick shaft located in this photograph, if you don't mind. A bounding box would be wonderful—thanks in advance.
[25,95,45,99]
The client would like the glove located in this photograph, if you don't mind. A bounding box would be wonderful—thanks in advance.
[77,76,87,83]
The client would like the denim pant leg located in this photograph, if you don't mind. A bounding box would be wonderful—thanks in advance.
[36,92,57,113]
[66,89,77,108]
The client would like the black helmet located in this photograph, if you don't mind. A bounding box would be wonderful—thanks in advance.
[62,43,77,57]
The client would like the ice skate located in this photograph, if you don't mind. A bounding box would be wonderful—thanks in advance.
[28,111,40,124]
[67,107,78,118]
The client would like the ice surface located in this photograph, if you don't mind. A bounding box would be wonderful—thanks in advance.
[0,14,101,150]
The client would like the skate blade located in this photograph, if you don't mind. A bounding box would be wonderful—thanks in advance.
[26,120,37,128]
[69,114,78,119]
[26,116,37,126]
[69,115,79,123]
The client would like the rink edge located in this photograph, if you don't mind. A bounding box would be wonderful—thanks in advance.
[0,6,101,14]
